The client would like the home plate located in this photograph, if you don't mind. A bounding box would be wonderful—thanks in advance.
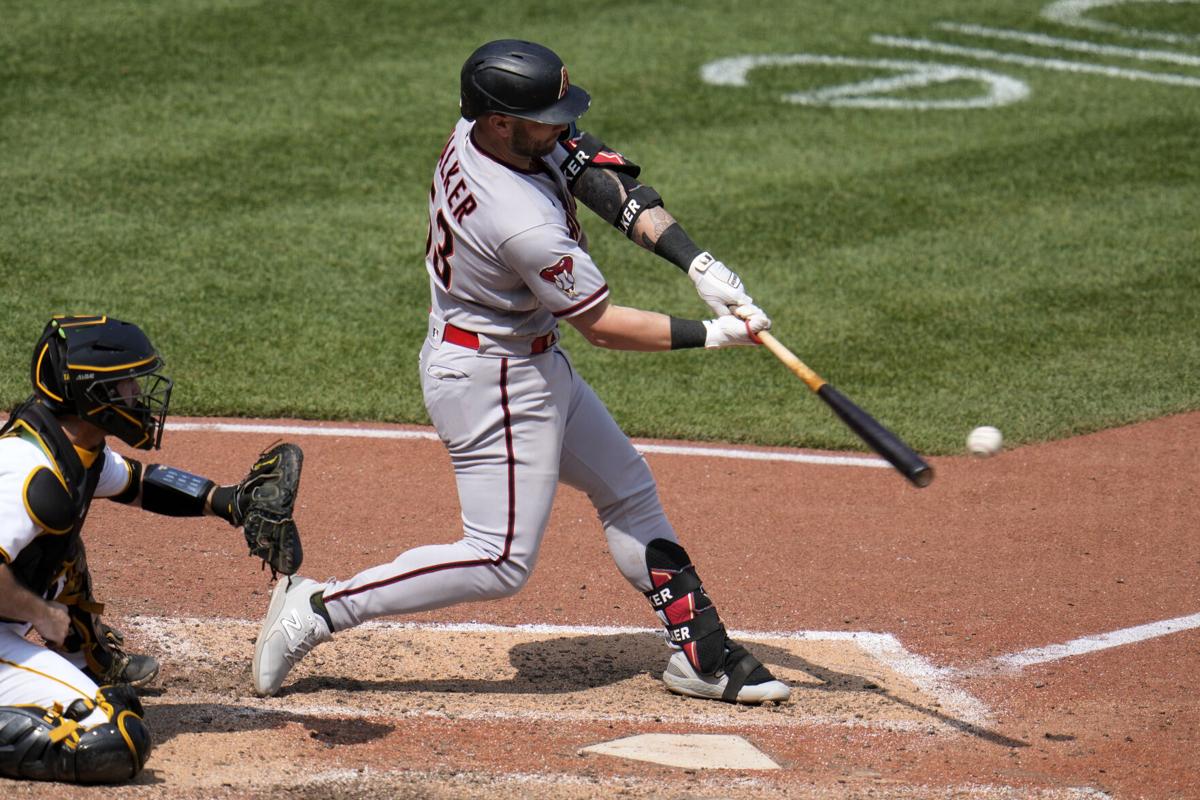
[580,734,780,770]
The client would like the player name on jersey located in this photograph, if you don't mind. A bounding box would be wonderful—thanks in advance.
[434,134,478,223]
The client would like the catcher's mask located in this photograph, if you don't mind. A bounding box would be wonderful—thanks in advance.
[460,39,591,125]
[31,315,173,449]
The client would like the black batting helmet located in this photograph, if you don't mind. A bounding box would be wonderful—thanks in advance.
[460,39,591,124]
[32,315,173,449]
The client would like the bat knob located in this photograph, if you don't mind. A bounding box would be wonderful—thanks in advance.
[909,465,935,488]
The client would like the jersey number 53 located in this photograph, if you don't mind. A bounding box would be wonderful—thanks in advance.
[425,210,455,289]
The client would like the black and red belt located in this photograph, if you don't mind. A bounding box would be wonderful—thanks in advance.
[443,322,557,355]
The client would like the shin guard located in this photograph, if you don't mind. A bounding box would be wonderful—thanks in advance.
[644,539,727,674]
[0,691,150,783]
[54,540,159,687]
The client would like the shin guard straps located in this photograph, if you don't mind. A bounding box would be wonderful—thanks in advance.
[644,538,728,674]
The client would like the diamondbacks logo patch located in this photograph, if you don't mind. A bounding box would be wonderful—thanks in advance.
[559,66,569,99]
[539,256,577,298]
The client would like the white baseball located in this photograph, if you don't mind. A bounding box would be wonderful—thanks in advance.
[966,426,1003,457]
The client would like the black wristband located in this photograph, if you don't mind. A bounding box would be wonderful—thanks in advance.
[209,484,240,524]
[653,223,704,272]
[669,317,707,350]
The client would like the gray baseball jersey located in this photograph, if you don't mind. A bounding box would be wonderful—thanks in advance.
[318,118,680,626]
[426,118,609,338]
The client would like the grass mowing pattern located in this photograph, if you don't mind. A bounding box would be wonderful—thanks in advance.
[2,1,1197,453]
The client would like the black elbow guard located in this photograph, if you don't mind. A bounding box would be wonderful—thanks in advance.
[559,130,642,190]
[141,465,214,517]
[615,181,663,239]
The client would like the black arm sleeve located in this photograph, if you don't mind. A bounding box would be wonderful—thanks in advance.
[141,465,214,517]
[653,223,705,273]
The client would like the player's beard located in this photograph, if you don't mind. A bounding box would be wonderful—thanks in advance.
[510,122,560,160]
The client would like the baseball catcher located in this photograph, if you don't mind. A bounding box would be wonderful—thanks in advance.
[0,315,304,783]
[253,40,789,707]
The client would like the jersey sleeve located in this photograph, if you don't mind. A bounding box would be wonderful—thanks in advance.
[94,447,136,499]
[0,465,45,564]
[498,224,610,319]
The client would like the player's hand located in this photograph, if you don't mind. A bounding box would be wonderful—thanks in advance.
[702,309,771,348]
[688,252,754,316]
[33,600,70,646]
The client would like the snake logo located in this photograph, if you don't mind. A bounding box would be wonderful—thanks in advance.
[539,256,577,298]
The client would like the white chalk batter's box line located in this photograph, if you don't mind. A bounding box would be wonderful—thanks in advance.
[129,611,1200,727]
[293,766,1113,799]
[129,615,985,726]
[169,419,893,469]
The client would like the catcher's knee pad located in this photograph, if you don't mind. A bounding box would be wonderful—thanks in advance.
[0,698,151,784]
[644,538,727,675]
[98,683,145,718]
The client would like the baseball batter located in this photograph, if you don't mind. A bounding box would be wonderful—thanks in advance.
[255,40,790,705]
[0,315,304,783]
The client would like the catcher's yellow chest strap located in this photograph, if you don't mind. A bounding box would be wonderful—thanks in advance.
[73,445,100,468]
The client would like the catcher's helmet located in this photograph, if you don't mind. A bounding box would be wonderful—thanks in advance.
[32,315,173,449]
[460,39,591,125]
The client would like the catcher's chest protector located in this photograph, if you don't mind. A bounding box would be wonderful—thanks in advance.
[1,402,103,602]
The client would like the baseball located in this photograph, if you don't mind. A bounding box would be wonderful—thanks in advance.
[966,426,1003,457]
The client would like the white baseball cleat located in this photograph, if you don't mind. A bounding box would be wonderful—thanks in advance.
[253,576,332,697]
[662,645,791,704]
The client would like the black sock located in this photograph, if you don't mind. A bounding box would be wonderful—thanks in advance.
[310,592,334,632]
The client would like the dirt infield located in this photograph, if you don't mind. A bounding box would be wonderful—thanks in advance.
[5,412,1198,798]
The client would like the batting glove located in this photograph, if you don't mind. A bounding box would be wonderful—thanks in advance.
[702,310,771,348]
[688,252,754,317]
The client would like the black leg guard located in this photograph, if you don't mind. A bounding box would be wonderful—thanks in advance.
[54,541,160,688]
[60,616,160,688]
[0,698,151,784]
[644,539,728,673]
[0,707,73,782]
[98,684,145,719]
[75,709,151,783]
[645,538,778,701]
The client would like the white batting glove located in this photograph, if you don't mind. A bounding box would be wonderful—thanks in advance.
[702,309,771,349]
[688,252,754,317]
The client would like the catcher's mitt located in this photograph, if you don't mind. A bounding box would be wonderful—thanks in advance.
[232,442,304,576]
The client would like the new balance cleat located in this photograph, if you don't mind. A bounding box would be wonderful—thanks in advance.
[662,643,790,704]
[252,576,331,696]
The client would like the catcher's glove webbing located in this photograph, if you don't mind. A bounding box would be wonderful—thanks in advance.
[231,443,304,577]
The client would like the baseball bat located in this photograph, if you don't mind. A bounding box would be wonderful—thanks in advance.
[757,331,934,488]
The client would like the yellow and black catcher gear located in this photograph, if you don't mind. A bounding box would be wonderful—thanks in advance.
[31,315,172,449]
[0,687,151,783]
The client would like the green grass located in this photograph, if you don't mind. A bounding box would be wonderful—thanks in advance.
[2,0,1198,453]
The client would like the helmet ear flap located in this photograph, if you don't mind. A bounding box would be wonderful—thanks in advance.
[31,320,71,411]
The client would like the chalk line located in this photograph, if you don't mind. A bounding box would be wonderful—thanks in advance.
[169,420,892,469]
[124,615,984,726]
[970,611,1200,674]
